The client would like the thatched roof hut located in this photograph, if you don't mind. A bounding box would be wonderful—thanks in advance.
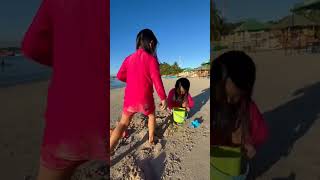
[234,19,269,32]
[272,14,318,29]
[194,62,210,77]
[292,0,320,11]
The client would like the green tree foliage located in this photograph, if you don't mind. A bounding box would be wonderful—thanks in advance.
[159,61,183,75]
[211,2,223,41]
[211,2,242,41]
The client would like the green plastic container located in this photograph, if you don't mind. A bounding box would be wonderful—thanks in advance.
[173,107,186,123]
[210,163,249,180]
[211,146,242,176]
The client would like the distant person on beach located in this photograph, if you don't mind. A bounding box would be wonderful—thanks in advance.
[22,0,108,179]
[211,51,268,159]
[167,78,194,112]
[110,29,167,152]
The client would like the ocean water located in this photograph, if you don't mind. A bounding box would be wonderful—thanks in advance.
[163,75,177,79]
[110,78,125,89]
[0,56,127,89]
[0,56,52,87]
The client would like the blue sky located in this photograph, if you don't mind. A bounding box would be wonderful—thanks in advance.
[0,0,40,47]
[110,0,210,75]
[215,0,303,23]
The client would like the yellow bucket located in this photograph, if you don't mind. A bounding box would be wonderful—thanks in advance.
[173,107,186,123]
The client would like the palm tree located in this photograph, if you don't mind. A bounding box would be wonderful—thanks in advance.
[211,1,224,41]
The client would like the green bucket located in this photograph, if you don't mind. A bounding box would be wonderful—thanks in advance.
[173,107,186,123]
[211,146,242,177]
[210,162,249,180]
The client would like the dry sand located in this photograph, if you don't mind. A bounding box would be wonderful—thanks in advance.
[235,50,320,180]
[4,50,319,179]
[0,78,210,180]
[0,81,109,180]
[110,78,210,180]
[213,49,320,179]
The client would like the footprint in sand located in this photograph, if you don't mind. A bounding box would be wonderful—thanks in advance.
[112,155,145,180]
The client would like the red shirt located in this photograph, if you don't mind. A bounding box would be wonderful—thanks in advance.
[22,0,109,160]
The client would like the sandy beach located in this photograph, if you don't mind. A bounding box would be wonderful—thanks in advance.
[228,50,320,180]
[0,81,109,180]
[110,78,210,180]
[4,49,320,179]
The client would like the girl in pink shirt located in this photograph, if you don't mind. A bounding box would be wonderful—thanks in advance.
[110,29,167,152]
[167,78,194,112]
[22,0,108,179]
[211,51,268,159]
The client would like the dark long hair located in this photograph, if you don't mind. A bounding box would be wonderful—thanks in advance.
[136,29,158,56]
[211,51,256,146]
[175,78,190,99]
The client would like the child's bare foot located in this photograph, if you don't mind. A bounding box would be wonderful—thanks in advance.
[149,137,154,145]
[148,136,159,145]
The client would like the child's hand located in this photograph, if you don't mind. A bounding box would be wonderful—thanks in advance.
[244,143,256,159]
[231,127,242,145]
[186,107,190,112]
[160,100,167,111]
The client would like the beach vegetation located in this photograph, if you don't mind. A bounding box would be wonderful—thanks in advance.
[160,61,183,75]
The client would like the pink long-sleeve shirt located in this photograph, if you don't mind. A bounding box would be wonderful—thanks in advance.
[22,0,109,161]
[211,101,268,149]
[167,88,194,110]
[117,49,166,115]
[246,101,268,148]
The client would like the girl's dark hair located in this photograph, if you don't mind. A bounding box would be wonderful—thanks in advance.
[175,78,190,98]
[136,29,158,55]
[211,51,256,146]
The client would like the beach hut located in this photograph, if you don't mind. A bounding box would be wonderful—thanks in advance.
[232,19,270,51]
[272,13,319,53]
[178,68,195,77]
[292,0,320,52]
[194,62,210,78]
[292,0,320,11]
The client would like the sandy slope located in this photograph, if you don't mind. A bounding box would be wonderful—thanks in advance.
[110,78,210,180]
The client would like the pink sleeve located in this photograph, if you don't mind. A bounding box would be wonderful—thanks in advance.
[117,58,128,82]
[149,56,167,101]
[187,93,194,108]
[22,0,52,66]
[249,102,269,148]
[167,89,175,109]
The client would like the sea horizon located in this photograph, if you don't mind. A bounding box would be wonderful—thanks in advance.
[0,56,51,87]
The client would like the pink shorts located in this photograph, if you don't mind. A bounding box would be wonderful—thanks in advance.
[123,109,154,116]
[40,149,87,170]
[123,105,155,116]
